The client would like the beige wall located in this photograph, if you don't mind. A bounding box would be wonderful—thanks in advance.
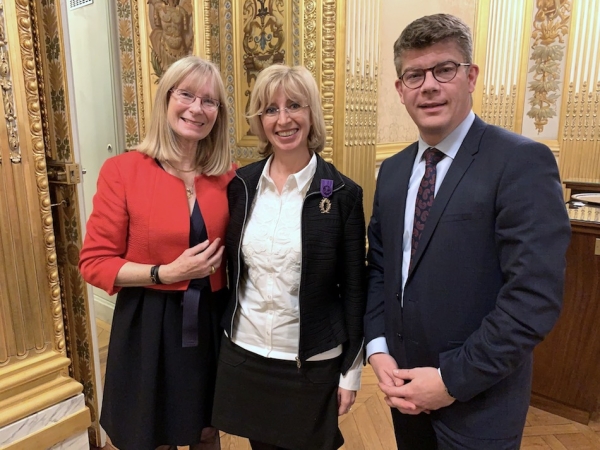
[377,0,477,144]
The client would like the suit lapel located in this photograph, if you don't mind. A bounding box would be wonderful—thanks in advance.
[408,117,487,278]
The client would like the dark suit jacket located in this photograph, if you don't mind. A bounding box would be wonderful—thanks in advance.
[365,116,571,439]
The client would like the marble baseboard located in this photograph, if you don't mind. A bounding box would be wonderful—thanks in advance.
[0,393,87,449]
[48,430,88,450]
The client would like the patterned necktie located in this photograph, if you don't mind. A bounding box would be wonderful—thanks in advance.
[410,147,445,265]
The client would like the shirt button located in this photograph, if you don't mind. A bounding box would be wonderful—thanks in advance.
[397,333,403,341]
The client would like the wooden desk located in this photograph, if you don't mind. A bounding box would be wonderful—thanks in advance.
[531,206,600,424]
[564,179,600,197]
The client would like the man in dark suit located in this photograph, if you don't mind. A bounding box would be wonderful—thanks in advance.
[365,13,571,450]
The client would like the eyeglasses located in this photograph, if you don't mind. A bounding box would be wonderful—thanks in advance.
[258,103,310,118]
[170,88,221,112]
[399,61,471,89]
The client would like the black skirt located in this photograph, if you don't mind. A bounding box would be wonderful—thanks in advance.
[212,338,344,450]
[100,286,226,450]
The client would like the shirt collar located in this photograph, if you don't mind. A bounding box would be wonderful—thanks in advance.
[257,152,317,195]
[416,111,475,163]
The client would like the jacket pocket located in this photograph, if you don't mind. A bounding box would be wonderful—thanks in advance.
[439,211,484,222]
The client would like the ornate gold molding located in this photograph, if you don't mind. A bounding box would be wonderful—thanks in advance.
[303,1,317,78]
[376,142,411,164]
[0,2,20,165]
[203,0,211,60]
[527,0,571,133]
[131,0,145,138]
[321,0,335,161]
[14,0,65,354]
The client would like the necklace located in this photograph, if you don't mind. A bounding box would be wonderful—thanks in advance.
[164,159,198,173]
[185,185,194,199]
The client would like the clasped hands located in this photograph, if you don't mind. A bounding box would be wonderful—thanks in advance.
[159,238,224,284]
[369,353,455,415]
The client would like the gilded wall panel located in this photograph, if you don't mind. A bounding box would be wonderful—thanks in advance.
[218,0,302,163]
[233,0,288,148]
[0,0,86,430]
[117,0,145,148]
[474,0,533,133]
[20,0,100,443]
[136,0,212,128]
[521,0,571,139]
[341,0,379,220]
[558,0,600,195]
[147,0,194,79]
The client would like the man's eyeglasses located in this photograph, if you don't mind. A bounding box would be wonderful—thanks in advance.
[258,103,310,118]
[399,61,471,89]
[170,88,220,112]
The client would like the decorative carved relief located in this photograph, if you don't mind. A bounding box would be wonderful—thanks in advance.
[118,0,143,147]
[240,0,285,136]
[13,0,64,353]
[482,84,517,130]
[527,0,571,133]
[36,0,103,442]
[148,0,194,79]
[303,1,317,79]
[0,3,20,164]
[321,0,335,161]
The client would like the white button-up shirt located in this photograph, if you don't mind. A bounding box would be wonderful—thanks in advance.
[232,154,362,390]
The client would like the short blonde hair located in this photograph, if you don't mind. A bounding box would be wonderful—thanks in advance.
[247,64,326,157]
[137,56,231,175]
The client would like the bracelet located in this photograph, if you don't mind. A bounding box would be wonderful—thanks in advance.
[150,265,162,284]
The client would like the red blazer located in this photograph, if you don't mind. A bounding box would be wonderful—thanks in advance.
[79,151,235,295]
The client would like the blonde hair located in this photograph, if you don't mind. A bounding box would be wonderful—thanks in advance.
[247,64,326,157]
[137,56,231,175]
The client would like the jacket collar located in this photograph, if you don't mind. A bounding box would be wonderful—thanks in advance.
[236,153,345,195]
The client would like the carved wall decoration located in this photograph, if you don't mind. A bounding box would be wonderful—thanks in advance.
[527,0,571,133]
[341,0,378,220]
[221,0,296,161]
[35,0,102,443]
[117,0,145,147]
[472,0,531,133]
[0,0,86,433]
[558,0,600,196]
[148,0,194,80]
[239,0,285,137]
[0,4,19,164]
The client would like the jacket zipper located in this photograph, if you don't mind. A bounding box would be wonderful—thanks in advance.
[230,174,250,336]
[295,181,345,369]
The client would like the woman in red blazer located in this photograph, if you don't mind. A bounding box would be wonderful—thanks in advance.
[79,56,235,450]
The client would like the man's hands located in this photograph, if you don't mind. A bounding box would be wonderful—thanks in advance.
[369,354,455,415]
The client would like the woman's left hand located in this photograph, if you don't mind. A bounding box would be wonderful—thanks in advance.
[337,387,356,416]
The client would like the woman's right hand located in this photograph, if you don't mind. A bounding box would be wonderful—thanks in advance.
[159,238,224,284]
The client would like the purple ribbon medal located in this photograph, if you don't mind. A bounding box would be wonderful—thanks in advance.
[319,179,333,213]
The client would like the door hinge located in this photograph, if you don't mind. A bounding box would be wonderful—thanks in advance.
[47,162,82,185]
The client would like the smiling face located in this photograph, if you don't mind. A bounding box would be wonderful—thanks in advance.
[396,40,478,146]
[167,74,219,153]
[261,88,311,157]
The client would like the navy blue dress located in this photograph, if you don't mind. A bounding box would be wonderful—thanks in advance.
[100,202,225,450]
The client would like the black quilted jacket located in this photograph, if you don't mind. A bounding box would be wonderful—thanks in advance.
[222,154,367,374]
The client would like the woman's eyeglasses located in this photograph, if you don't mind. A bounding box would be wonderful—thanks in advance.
[258,103,309,118]
[170,88,220,112]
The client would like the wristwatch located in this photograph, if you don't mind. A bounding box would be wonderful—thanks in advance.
[150,265,162,284]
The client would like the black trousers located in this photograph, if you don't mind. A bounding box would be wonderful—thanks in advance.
[391,408,522,450]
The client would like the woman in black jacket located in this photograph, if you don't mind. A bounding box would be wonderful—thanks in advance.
[212,64,367,450]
